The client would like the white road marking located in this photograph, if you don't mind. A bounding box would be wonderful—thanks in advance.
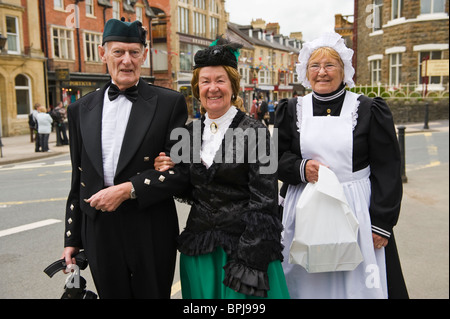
[0,219,61,238]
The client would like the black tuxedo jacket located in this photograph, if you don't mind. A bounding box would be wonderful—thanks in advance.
[64,79,189,248]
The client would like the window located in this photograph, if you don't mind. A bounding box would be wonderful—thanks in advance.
[259,70,271,85]
[210,17,218,39]
[209,0,219,13]
[54,0,64,10]
[179,0,188,3]
[53,27,74,60]
[371,60,382,85]
[421,0,446,14]
[392,0,403,20]
[419,51,443,85]
[279,71,287,85]
[239,67,250,85]
[194,12,206,37]
[136,6,143,22]
[15,74,32,117]
[180,43,204,71]
[153,42,169,71]
[389,53,402,87]
[194,0,206,10]
[85,32,102,62]
[373,0,383,31]
[6,16,20,54]
[85,0,94,16]
[178,7,190,34]
[112,0,120,20]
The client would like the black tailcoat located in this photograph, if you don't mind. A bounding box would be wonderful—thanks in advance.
[64,79,189,298]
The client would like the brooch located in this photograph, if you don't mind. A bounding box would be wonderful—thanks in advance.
[210,122,218,134]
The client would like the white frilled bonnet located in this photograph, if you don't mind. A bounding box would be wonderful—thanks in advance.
[296,32,355,89]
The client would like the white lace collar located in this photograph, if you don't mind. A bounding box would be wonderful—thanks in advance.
[201,106,238,168]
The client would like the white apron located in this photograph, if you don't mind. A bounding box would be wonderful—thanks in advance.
[281,92,388,299]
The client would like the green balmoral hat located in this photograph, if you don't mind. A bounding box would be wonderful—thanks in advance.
[102,18,147,46]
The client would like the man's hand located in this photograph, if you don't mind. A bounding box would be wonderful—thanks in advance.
[62,246,80,274]
[85,182,132,212]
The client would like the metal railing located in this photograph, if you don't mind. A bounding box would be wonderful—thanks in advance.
[350,83,449,100]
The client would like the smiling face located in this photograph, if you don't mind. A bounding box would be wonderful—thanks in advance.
[307,47,345,94]
[99,41,148,90]
[198,66,234,119]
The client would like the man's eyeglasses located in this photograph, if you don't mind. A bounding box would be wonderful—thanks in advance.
[111,49,144,58]
[308,63,338,72]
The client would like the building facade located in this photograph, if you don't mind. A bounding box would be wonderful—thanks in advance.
[0,0,47,136]
[1,0,176,136]
[169,0,228,117]
[42,0,162,110]
[226,20,303,111]
[354,0,449,91]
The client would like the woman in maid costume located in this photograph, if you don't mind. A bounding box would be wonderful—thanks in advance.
[275,32,408,299]
[155,37,289,299]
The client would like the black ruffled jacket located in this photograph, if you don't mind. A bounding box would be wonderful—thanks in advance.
[177,110,283,297]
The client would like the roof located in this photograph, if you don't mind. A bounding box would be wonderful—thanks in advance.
[227,22,300,53]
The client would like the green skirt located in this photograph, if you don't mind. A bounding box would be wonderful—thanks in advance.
[180,247,290,299]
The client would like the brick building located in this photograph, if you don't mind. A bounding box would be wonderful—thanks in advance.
[41,0,168,109]
[0,0,46,136]
[354,0,449,90]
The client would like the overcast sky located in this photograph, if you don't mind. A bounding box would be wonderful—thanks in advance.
[224,0,354,42]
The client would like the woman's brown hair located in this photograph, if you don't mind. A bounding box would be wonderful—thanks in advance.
[191,65,245,114]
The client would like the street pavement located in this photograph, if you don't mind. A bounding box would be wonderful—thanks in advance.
[0,120,448,299]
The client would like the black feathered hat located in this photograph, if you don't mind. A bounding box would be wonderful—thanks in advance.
[102,18,147,46]
[193,36,243,70]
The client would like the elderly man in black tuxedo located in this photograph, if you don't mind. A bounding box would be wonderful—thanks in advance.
[61,18,189,298]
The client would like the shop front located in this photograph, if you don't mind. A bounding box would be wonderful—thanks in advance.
[48,71,155,109]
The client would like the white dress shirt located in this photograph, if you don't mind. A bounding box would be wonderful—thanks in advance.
[102,84,134,186]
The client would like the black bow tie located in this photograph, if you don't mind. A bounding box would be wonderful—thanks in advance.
[108,83,138,103]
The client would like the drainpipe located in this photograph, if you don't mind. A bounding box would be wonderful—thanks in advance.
[39,0,49,107]
[75,0,84,73]
[353,0,358,82]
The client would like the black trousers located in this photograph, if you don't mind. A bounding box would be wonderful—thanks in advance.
[81,204,179,299]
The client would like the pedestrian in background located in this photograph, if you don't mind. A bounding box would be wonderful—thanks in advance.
[29,103,40,152]
[52,101,69,146]
[258,98,269,126]
[275,32,408,299]
[35,105,53,152]
[250,99,258,119]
